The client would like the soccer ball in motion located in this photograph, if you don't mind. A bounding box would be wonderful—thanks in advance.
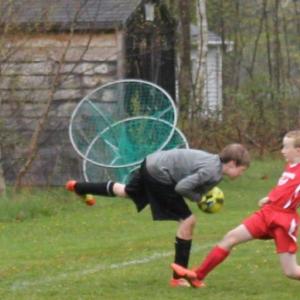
[197,187,224,213]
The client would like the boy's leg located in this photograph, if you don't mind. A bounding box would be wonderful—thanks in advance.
[174,214,196,277]
[173,237,192,279]
[275,225,300,280]
[195,224,253,279]
[171,245,229,283]
[194,246,229,280]
[66,181,127,205]
[171,215,206,287]
[279,253,300,279]
[170,216,194,287]
[171,224,253,282]
[66,180,127,197]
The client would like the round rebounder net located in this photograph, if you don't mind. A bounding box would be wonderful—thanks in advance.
[82,127,189,183]
[69,79,177,168]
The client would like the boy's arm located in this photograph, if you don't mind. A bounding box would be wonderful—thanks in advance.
[258,196,269,207]
[175,172,214,202]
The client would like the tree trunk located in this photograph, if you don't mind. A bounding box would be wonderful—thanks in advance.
[273,0,283,92]
[13,4,93,190]
[0,148,6,195]
[264,0,273,89]
[177,0,193,127]
[193,0,208,118]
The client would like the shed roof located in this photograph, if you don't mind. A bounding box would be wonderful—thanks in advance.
[0,0,143,30]
[190,25,223,45]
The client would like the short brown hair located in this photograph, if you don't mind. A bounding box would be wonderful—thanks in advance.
[284,130,300,148]
[219,143,250,167]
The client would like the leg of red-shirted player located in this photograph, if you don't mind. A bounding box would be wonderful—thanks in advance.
[195,246,230,280]
[192,224,252,281]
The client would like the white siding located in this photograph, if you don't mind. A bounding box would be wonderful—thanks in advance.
[203,47,222,114]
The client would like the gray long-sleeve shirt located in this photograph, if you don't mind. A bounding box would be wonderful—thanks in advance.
[146,149,223,202]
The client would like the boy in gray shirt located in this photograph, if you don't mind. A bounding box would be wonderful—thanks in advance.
[66,143,250,287]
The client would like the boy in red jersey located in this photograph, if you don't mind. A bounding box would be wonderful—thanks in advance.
[172,129,300,287]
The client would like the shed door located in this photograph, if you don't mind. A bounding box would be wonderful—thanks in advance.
[125,32,176,101]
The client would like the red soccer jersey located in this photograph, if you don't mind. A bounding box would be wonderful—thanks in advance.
[268,163,300,210]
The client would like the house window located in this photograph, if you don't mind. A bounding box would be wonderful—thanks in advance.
[144,3,155,22]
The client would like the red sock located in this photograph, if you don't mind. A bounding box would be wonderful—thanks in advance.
[195,246,230,280]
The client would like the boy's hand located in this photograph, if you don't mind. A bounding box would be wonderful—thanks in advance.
[258,197,269,207]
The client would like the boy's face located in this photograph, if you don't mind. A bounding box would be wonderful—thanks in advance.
[225,161,247,179]
[281,137,300,163]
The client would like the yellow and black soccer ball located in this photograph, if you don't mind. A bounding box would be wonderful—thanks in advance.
[197,187,224,213]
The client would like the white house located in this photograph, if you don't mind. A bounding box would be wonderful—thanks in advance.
[190,25,233,115]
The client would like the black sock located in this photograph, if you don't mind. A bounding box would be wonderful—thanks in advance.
[173,236,192,279]
[75,181,115,196]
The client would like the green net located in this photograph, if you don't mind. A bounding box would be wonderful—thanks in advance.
[69,79,177,168]
[83,127,189,183]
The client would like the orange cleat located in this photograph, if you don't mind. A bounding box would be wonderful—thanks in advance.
[85,194,96,206]
[65,180,77,192]
[170,263,206,288]
[189,278,206,288]
[171,263,197,278]
[65,181,96,206]
[169,278,191,287]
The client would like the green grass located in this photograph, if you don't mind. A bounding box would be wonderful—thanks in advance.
[1,158,299,300]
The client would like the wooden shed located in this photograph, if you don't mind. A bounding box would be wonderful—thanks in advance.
[0,0,225,185]
[0,0,176,185]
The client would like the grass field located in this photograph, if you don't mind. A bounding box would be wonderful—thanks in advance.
[1,158,300,299]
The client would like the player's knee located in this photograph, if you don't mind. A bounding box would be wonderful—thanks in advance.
[113,183,127,197]
[190,218,196,234]
[178,215,196,239]
[188,214,197,226]
[221,231,240,248]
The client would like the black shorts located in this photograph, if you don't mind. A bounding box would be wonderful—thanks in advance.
[125,161,192,221]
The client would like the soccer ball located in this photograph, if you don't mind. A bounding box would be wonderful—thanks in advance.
[197,186,224,213]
